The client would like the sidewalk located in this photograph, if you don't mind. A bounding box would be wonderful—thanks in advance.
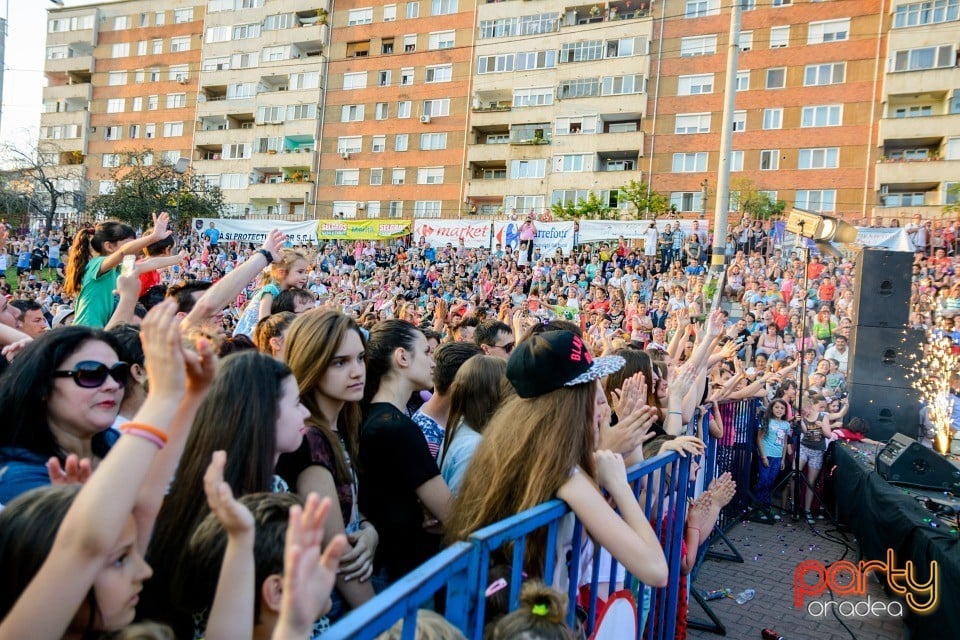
[688,517,904,640]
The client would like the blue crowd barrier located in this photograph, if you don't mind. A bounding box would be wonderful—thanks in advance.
[327,450,693,639]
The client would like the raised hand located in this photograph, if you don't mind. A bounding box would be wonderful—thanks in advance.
[261,228,286,263]
[706,309,725,338]
[150,211,172,240]
[184,335,218,396]
[47,454,92,486]
[203,451,254,535]
[659,435,706,458]
[139,299,187,399]
[593,449,630,493]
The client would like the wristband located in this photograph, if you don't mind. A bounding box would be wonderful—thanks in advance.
[120,422,169,446]
[258,248,276,264]
[669,411,683,416]
[121,428,166,449]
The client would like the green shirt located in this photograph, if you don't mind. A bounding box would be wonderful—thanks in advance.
[74,256,117,329]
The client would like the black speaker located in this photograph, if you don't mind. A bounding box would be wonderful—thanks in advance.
[850,249,913,328]
[846,383,920,442]
[875,433,960,493]
[847,326,923,388]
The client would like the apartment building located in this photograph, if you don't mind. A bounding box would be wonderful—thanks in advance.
[315,0,476,220]
[874,0,960,221]
[464,2,653,218]
[648,0,886,219]
[193,0,328,218]
[43,0,205,205]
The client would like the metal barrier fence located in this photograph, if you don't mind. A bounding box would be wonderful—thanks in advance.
[325,450,692,640]
[714,398,764,527]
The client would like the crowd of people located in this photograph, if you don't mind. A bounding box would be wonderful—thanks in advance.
[0,209,954,639]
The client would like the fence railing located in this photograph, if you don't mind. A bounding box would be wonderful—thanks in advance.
[326,450,693,640]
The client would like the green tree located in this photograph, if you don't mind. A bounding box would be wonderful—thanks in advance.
[730,177,786,220]
[2,142,87,233]
[619,179,669,219]
[88,150,224,230]
[945,183,960,216]
[551,191,618,220]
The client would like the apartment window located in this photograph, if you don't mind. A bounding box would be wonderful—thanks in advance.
[400,68,414,85]
[770,26,790,48]
[420,133,447,150]
[348,8,373,25]
[798,147,839,169]
[108,71,126,86]
[808,18,850,44]
[149,68,161,82]
[509,160,546,179]
[384,4,397,21]
[335,169,360,186]
[375,103,388,120]
[341,105,365,122]
[670,192,704,212]
[732,110,746,131]
[431,0,458,15]
[389,201,404,218]
[395,134,409,151]
[601,75,644,96]
[478,54,514,74]
[795,189,835,212]
[343,72,367,90]
[417,167,445,184]
[760,149,779,170]
[382,38,395,54]
[766,68,786,89]
[517,49,557,69]
[881,192,926,207]
[103,153,120,168]
[731,150,744,171]
[162,122,184,137]
[894,0,960,28]
[169,65,189,81]
[166,94,186,109]
[675,113,711,134]
[685,0,719,18]
[129,124,141,139]
[485,134,509,144]
[148,95,159,110]
[892,45,955,71]
[738,31,753,52]
[772,0,790,5]
[392,168,406,184]
[425,64,452,83]
[290,72,319,90]
[554,154,593,172]
[423,31,455,52]
[606,37,643,58]
[404,35,417,51]
[736,71,749,91]
[672,152,707,172]
[206,26,230,43]
[155,10,165,25]
[406,1,419,17]
[220,174,245,190]
[372,135,386,152]
[152,39,163,54]
[174,8,193,23]
[513,87,553,107]
[106,98,125,113]
[114,15,129,30]
[414,201,442,218]
[555,116,593,135]
[287,104,316,120]
[170,36,191,52]
[227,83,256,99]
[111,42,129,57]
[337,137,362,153]
[946,182,959,205]
[370,168,383,185]
[560,40,603,63]
[762,108,783,129]
[894,105,932,118]
[423,99,449,116]
[145,124,156,139]
[801,105,842,127]
[398,101,412,118]
[261,46,288,62]
[681,35,718,56]
[805,62,845,86]
[558,78,600,99]
[375,70,391,87]
[224,144,250,160]
[137,40,147,56]
[678,74,714,95]
[104,126,121,141]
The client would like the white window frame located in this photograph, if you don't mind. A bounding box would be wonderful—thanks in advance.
[804,62,845,86]
[672,152,708,173]
[795,189,836,212]
[680,35,718,56]
[770,25,790,48]
[801,104,842,127]
[678,74,714,95]
[762,108,783,130]
[798,147,839,169]
[348,7,374,25]
[428,30,455,49]
[766,67,786,89]
[675,113,711,134]
[760,149,779,171]
[807,18,850,45]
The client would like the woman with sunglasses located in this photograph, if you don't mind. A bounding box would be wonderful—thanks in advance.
[0,326,129,505]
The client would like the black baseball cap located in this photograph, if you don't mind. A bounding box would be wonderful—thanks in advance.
[506,330,625,399]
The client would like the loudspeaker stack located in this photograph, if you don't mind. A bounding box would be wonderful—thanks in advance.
[846,249,922,442]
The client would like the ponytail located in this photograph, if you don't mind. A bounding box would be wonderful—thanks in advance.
[63,221,135,296]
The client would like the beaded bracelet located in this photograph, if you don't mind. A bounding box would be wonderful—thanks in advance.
[120,422,169,448]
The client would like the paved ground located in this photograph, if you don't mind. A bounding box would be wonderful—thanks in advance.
[688,515,905,640]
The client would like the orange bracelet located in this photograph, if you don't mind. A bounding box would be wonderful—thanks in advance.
[119,422,169,445]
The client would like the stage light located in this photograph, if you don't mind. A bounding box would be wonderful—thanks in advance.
[785,209,858,243]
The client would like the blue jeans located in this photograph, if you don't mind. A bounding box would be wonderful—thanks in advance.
[755,456,782,507]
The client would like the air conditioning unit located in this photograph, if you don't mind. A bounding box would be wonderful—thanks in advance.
[356,202,366,210]
[420,115,432,124]
[340,151,350,160]
[177,75,188,84]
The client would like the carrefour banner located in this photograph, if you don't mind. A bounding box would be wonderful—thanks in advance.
[316,219,411,240]
[413,219,491,248]
[193,218,319,245]
[493,221,576,255]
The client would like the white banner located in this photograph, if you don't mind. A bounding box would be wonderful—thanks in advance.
[854,227,915,252]
[493,221,576,255]
[576,219,710,244]
[412,219,491,248]
[193,218,319,245]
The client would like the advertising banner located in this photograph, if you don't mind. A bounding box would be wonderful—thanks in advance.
[316,219,411,240]
[193,218,319,245]
[413,219,492,248]
[493,221,576,255]
[576,219,710,244]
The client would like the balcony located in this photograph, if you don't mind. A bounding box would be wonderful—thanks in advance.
[880,113,960,142]
[260,23,329,48]
[43,82,92,103]
[466,143,509,163]
[510,124,552,146]
[871,204,945,221]
[468,179,511,198]
[249,180,312,201]
[884,67,960,97]
[195,128,251,146]
[561,1,651,27]
[46,53,94,75]
[876,158,959,188]
[46,23,97,48]
[251,148,314,169]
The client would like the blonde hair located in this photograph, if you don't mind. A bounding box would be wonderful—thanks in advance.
[266,249,307,287]
[375,610,467,640]
[489,582,576,640]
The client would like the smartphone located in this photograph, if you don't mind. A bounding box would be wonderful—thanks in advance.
[121,254,136,277]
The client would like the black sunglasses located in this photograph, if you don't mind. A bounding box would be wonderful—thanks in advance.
[52,361,130,388]
[497,342,515,354]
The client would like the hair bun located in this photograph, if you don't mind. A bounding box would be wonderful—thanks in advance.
[518,582,566,624]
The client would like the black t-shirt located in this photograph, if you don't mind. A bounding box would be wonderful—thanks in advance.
[358,402,441,582]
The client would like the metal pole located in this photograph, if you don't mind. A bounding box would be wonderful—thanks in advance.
[711,0,742,267]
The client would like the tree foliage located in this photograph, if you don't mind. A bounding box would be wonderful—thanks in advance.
[551,191,621,220]
[88,150,224,231]
[1,142,87,233]
[619,180,669,219]
[945,183,960,216]
[730,177,786,220]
